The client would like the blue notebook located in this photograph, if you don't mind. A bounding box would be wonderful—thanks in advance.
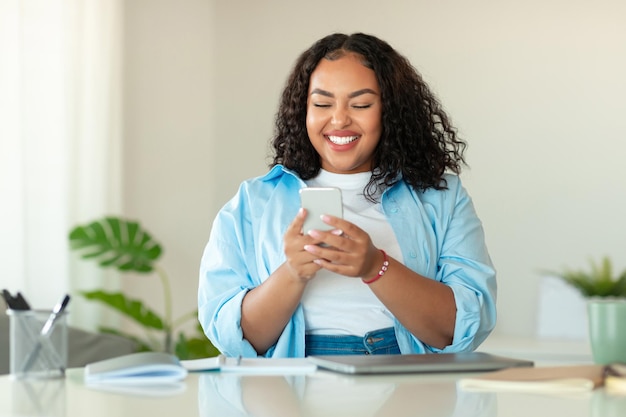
[84,352,187,385]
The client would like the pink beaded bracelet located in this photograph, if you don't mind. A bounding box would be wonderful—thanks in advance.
[362,250,389,284]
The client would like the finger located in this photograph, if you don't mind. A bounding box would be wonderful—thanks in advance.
[286,259,322,281]
[295,209,327,246]
[304,243,349,266]
[312,256,361,277]
[305,236,376,278]
[320,215,363,239]
[285,210,324,261]
[285,241,324,280]
[306,229,343,249]
[285,208,307,237]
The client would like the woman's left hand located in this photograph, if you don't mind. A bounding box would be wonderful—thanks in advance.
[303,215,383,279]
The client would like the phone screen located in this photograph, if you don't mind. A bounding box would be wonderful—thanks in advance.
[299,187,343,235]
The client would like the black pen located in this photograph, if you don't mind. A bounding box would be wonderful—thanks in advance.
[40,295,71,336]
[21,294,71,373]
[1,289,31,311]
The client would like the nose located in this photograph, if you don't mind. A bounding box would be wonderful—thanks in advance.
[331,105,350,127]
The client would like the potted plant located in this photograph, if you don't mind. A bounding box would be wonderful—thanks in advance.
[69,216,219,360]
[551,257,626,365]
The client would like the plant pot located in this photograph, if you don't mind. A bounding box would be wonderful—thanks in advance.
[587,298,626,365]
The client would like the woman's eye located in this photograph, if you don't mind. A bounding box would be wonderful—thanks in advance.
[352,104,372,109]
[313,103,331,108]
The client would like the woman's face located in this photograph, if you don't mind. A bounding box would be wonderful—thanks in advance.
[306,53,382,174]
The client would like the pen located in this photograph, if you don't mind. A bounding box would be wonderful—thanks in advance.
[1,289,32,311]
[40,295,70,336]
[21,294,71,373]
[1,289,12,309]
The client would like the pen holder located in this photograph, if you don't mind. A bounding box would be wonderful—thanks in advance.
[8,309,68,379]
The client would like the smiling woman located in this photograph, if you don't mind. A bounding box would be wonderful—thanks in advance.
[198,32,497,359]
[306,53,383,174]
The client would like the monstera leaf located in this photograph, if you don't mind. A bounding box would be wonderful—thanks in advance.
[69,215,219,358]
[69,217,162,273]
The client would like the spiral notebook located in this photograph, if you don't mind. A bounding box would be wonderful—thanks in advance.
[308,352,534,375]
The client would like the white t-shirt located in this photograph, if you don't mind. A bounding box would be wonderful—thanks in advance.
[302,170,403,336]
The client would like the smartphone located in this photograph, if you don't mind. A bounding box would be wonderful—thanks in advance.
[299,187,343,235]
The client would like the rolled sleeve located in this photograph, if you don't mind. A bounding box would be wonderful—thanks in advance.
[389,175,497,354]
[198,227,259,357]
[441,178,497,351]
[197,167,305,357]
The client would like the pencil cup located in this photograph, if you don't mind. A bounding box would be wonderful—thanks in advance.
[11,378,66,417]
[587,299,626,365]
[8,309,68,379]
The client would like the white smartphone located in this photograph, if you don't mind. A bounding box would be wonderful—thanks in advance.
[299,187,343,235]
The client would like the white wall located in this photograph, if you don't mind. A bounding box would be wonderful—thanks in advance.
[122,0,626,339]
[122,0,215,326]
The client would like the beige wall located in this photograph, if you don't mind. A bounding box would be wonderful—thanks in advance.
[122,0,626,339]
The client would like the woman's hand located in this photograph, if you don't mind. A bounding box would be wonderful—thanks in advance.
[302,214,382,280]
[283,208,325,282]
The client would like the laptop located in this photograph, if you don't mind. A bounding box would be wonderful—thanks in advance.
[307,352,534,375]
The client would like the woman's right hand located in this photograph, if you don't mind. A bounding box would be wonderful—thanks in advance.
[283,208,323,282]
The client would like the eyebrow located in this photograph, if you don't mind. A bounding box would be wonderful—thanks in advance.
[310,88,379,98]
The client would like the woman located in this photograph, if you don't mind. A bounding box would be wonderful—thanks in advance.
[198,33,497,358]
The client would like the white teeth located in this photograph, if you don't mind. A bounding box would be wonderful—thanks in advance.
[327,135,358,145]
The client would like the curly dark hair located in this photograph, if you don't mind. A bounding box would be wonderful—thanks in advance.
[271,32,466,200]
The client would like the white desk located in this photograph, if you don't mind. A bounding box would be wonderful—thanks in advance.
[478,335,593,365]
[2,364,625,417]
[0,337,621,417]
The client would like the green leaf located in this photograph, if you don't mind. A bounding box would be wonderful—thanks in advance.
[175,332,221,360]
[552,257,626,298]
[81,290,165,330]
[69,217,162,273]
[97,326,153,352]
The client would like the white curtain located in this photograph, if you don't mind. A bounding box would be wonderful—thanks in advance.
[0,0,122,329]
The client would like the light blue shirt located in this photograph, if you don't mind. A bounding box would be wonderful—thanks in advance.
[198,165,497,358]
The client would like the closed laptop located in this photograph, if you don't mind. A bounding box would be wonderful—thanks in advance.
[308,352,534,375]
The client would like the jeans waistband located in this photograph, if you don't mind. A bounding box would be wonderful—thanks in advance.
[305,327,400,356]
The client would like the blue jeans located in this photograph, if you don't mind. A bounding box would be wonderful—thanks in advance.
[305,327,400,356]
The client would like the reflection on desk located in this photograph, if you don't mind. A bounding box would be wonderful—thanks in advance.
[198,372,495,417]
[2,367,626,417]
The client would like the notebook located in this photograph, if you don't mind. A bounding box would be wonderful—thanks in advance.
[307,352,534,375]
[84,352,188,385]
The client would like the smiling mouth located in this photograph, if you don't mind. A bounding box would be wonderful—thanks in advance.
[327,135,359,145]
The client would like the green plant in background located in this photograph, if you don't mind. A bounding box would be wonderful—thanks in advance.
[551,256,626,298]
[69,216,220,359]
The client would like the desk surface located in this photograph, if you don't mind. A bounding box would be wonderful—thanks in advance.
[2,365,625,417]
[0,337,622,417]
